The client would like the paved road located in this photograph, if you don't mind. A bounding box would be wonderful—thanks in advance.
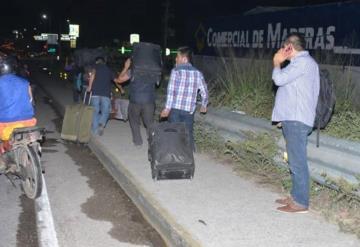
[0,86,165,247]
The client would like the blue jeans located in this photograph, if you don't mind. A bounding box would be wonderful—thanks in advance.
[90,96,111,134]
[282,121,313,208]
[169,109,195,151]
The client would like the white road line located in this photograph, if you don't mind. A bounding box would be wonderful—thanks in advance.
[35,175,59,247]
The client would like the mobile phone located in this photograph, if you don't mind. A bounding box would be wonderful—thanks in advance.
[284,45,292,54]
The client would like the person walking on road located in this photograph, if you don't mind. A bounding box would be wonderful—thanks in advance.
[115,58,159,147]
[160,46,209,151]
[87,57,116,136]
[272,33,320,213]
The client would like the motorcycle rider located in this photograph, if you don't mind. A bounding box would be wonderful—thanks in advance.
[0,53,36,171]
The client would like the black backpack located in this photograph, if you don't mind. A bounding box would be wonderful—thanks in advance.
[314,69,336,147]
[131,42,162,76]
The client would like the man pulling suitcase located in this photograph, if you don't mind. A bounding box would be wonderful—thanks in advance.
[147,46,209,180]
[160,46,209,151]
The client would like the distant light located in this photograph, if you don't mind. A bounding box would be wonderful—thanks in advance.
[56,56,60,61]
[42,14,48,19]
[69,24,80,38]
[166,48,170,56]
[48,48,56,53]
[24,28,27,32]
[33,27,37,31]
[130,34,140,45]
[43,67,48,71]
[119,47,132,54]
[26,45,30,48]
[66,19,70,23]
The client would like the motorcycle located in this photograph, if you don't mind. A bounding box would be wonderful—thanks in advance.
[0,127,45,199]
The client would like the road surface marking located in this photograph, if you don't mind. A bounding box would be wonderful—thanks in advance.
[35,175,59,247]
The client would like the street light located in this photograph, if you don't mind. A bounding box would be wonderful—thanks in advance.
[41,13,51,32]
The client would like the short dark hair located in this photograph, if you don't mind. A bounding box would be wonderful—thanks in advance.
[177,46,193,62]
[285,33,306,51]
[95,56,105,64]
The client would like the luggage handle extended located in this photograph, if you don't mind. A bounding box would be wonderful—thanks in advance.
[83,91,92,105]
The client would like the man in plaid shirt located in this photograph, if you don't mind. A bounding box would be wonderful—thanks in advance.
[160,47,208,151]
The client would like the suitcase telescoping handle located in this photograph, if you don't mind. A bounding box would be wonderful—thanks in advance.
[83,91,92,105]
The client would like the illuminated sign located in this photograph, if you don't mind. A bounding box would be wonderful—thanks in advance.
[34,35,46,41]
[119,47,132,54]
[33,33,58,43]
[130,34,140,44]
[48,47,56,53]
[70,39,77,48]
[69,24,80,38]
[60,34,77,41]
[47,34,58,45]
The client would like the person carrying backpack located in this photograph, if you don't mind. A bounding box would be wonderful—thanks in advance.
[271,33,320,213]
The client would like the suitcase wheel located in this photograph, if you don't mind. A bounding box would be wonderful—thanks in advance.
[189,168,195,180]
[152,169,158,181]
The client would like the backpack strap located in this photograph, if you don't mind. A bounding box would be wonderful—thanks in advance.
[316,121,320,148]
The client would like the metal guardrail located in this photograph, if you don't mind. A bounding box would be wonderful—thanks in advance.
[196,108,360,193]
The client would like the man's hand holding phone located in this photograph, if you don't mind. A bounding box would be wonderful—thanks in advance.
[282,44,293,58]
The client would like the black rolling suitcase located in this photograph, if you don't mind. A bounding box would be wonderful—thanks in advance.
[148,122,195,180]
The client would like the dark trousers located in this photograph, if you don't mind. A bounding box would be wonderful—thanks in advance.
[128,102,155,145]
[169,109,195,151]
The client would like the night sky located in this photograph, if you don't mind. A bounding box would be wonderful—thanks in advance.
[1,0,348,47]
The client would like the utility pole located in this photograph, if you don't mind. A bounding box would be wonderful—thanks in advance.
[162,0,170,60]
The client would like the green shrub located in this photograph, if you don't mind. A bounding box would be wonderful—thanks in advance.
[209,56,274,119]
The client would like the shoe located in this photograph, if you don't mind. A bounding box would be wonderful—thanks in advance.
[98,126,104,136]
[275,196,292,205]
[0,157,6,172]
[277,202,308,214]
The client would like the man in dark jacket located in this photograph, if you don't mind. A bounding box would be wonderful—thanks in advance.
[115,58,158,146]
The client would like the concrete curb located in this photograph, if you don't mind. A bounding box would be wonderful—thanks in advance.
[88,137,201,247]
[38,81,201,247]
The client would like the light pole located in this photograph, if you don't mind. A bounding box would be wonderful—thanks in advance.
[41,13,51,32]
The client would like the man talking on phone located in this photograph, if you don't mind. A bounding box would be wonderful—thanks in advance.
[272,33,320,213]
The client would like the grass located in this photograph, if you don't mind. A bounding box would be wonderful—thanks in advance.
[324,106,360,141]
[209,57,274,119]
[209,54,360,141]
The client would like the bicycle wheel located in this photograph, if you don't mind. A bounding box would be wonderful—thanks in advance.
[17,144,43,199]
